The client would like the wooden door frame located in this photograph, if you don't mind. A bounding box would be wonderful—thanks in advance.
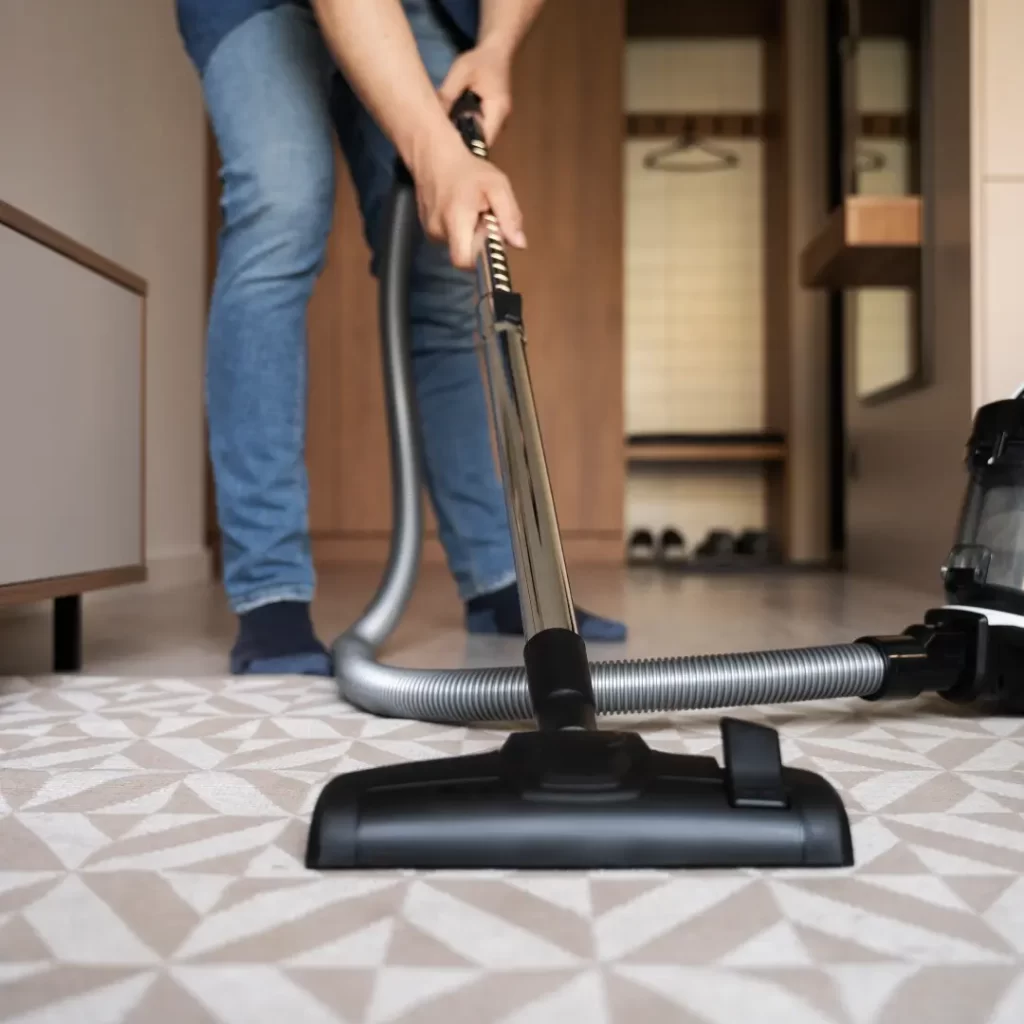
[204,124,222,577]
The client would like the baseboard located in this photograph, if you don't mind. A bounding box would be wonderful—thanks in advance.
[312,532,625,566]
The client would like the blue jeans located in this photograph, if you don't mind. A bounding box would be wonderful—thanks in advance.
[194,1,516,613]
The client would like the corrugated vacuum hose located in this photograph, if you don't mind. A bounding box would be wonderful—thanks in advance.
[307,90,995,871]
[329,92,893,726]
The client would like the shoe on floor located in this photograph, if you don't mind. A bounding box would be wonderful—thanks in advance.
[466,583,627,643]
[658,527,687,564]
[627,527,657,563]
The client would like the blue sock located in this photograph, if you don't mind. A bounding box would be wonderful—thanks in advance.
[466,583,627,643]
[230,601,332,676]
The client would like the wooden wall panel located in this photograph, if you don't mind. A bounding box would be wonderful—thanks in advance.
[307,155,385,538]
[305,0,626,564]
[490,0,625,544]
[206,2,626,568]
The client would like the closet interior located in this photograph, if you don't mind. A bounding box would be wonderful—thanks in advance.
[623,0,919,571]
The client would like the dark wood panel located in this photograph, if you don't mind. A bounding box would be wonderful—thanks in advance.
[627,0,919,40]
[627,0,779,38]
[0,200,147,295]
[625,112,911,140]
[0,566,147,608]
[627,113,770,138]
[860,113,915,139]
[860,0,921,39]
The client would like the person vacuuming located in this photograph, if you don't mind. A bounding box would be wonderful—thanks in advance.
[175,0,626,677]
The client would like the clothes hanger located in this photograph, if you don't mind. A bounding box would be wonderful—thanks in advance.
[642,125,739,173]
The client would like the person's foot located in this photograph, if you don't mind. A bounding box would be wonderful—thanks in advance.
[230,600,333,675]
[465,583,627,643]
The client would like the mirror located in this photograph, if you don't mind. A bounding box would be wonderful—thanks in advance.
[845,1,923,403]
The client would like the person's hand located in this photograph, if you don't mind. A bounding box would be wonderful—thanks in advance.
[438,42,514,145]
[411,130,526,270]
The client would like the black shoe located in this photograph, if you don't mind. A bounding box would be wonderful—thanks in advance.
[735,529,778,559]
[627,528,657,563]
[695,529,736,559]
[658,527,687,563]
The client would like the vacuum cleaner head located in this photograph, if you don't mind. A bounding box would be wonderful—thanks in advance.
[306,93,855,874]
[306,717,853,870]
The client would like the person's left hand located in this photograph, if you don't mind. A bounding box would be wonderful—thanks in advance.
[438,42,514,145]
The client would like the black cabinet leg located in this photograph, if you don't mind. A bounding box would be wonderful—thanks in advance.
[53,594,82,672]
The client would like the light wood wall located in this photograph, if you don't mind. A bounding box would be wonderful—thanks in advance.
[304,0,626,567]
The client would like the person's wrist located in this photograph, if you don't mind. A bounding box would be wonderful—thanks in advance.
[407,116,465,182]
[474,34,515,67]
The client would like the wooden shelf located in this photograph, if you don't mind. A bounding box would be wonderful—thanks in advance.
[625,113,910,140]
[626,435,787,465]
[800,195,921,289]
[627,112,769,139]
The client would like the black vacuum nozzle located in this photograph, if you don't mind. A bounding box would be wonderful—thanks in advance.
[306,718,853,870]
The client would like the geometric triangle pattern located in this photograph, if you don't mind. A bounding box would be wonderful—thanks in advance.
[2,674,1023,1022]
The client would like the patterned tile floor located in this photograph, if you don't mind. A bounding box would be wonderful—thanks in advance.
[1,569,1022,1022]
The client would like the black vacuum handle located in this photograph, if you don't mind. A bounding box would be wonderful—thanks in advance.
[448,89,516,297]
[450,89,489,158]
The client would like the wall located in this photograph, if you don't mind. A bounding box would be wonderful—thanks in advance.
[844,0,973,594]
[0,0,209,586]
[971,0,1024,406]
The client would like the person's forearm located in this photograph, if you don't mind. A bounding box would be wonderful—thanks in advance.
[477,0,546,58]
[309,0,460,177]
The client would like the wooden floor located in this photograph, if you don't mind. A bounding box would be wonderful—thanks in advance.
[0,565,941,678]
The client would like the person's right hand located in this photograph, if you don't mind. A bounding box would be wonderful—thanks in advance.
[411,130,527,270]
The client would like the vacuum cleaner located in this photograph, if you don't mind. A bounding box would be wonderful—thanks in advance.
[306,92,1022,871]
